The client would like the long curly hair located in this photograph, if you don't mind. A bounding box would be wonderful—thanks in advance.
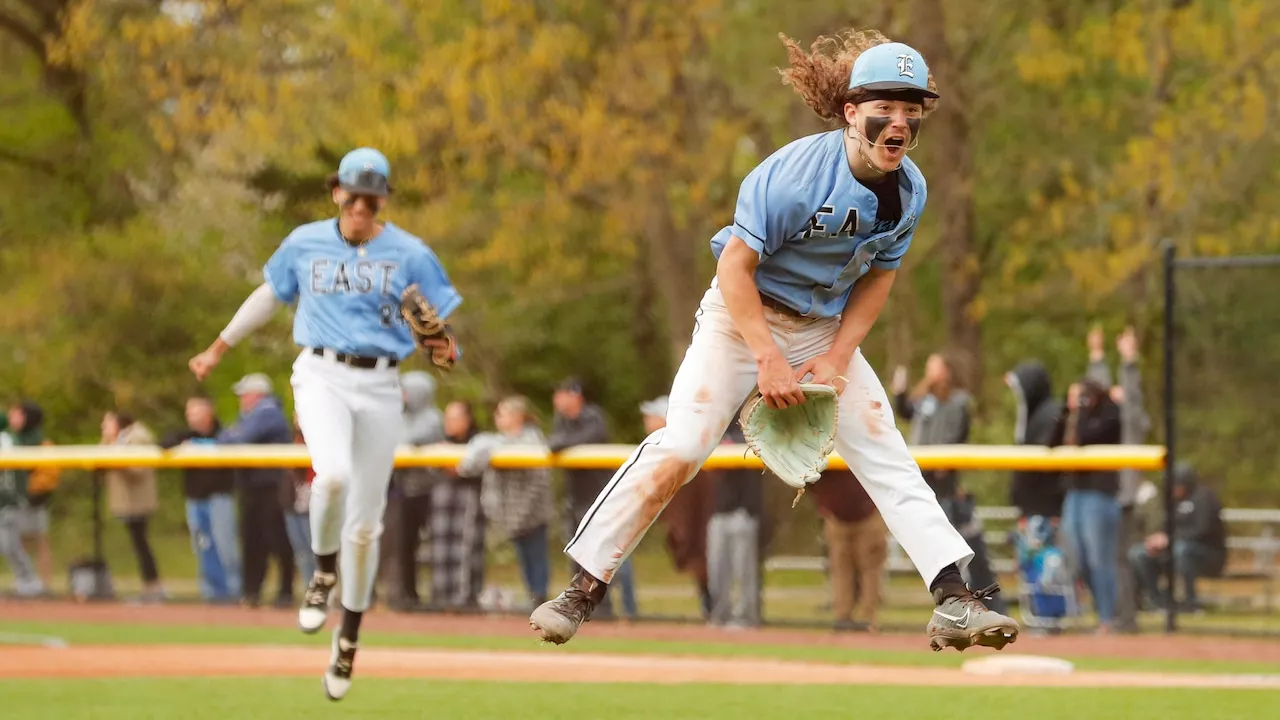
[778,29,939,127]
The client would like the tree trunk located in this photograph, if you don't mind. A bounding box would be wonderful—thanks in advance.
[643,194,701,370]
[909,0,983,396]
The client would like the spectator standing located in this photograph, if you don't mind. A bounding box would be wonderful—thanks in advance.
[219,374,295,608]
[1085,325,1151,632]
[160,396,242,604]
[9,402,55,592]
[1129,463,1225,612]
[892,354,1004,612]
[809,469,886,631]
[285,417,317,589]
[1056,378,1123,632]
[101,411,165,602]
[549,377,635,619]
[461,396,553,607]
[646,396,716,617]
[432,400,485,608]
[387,372,446,609]
[706,423,764,628]
[0,407,44,596]
[1004,361,1066,521]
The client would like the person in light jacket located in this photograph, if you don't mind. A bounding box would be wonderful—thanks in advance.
[102,411,165,602]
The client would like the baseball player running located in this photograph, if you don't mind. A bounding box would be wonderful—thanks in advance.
[531,30,1019,652]
[189,147,462,700]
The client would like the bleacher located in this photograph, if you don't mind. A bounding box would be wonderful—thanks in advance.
[764,506,1280,612]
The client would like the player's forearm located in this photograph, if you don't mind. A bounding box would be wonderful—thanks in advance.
[218,283,283,349]
[716,239,780,362]
[828,268,895,361]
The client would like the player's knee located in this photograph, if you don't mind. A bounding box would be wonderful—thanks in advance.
[311,472,350,498]
[343,519,384,548]
[661,432,716,464]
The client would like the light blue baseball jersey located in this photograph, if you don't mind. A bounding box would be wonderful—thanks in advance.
[263,220,463,360]
[709,129,926,318]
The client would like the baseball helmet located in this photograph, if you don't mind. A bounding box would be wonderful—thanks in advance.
[335,147,391,196]
[848,42,939,99]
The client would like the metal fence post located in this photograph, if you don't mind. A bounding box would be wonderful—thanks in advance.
[1162,242,1178,632]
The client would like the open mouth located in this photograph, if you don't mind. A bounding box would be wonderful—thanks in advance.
[883,137,906,153]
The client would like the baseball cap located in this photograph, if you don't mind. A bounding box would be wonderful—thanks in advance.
[555,377,584,395]
[336,147,391,197]
[848,42,939,99]
[232,373,273,396]
[639,396,669,419]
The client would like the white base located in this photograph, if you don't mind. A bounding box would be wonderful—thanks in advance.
[961,654,1075,676]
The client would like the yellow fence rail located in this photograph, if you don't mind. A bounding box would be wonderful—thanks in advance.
[0,443,1167,472]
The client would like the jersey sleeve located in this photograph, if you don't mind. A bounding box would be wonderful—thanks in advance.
[263,232,301,303]
[407,244,463,320]
[872,226,915,270]
[731,155,816,258]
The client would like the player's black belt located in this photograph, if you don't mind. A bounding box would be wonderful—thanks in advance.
[758,292,804,318]
[311,347,399,369]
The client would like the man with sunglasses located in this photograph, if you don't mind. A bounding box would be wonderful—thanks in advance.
[188,147,462,701]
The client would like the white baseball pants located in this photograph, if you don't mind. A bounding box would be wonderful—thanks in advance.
[290,349,404,612]
[565,282,974,589]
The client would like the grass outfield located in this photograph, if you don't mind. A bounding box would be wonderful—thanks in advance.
[3,619,1280,676]
[2,679,1277,720]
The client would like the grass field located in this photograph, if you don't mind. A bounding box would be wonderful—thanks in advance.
[2,614,1279,720]
[5,679,1277,720]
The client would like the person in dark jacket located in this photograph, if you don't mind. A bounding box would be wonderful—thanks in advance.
[160,396,242,604]
[1129,463,1226,611]
[1056,377,1123,631]
[219,373,295,607]
[894,352,1004,612]
[1005,361,1065,520]
[549,377,634,619]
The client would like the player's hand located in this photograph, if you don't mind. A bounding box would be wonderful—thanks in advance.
[794,353,849,394]
[757,349,804,409]
[189,347,223,382]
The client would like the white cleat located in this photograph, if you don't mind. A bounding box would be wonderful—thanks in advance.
[298,572,336,635]
[322,628,356,702]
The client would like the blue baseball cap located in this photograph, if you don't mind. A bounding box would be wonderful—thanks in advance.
[848,42,938,99]
[336,147,391,196]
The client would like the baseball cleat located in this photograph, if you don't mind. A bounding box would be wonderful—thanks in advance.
[298,572,336,635]
[927,583,1020,653]
[322,627,357,701]
[529,570,607,645]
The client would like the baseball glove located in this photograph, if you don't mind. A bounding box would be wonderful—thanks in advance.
[400,283,457,370]
[738,383,839,504]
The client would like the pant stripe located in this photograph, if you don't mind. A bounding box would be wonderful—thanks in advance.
[564,434,660,554]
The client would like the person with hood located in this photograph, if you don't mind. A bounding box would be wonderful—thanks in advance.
[1129,463,1225,612]
[894,352,1004,612]
[1,402,46,596]
[459,395,553,608]
[102,410,166,602]
[390,371,446,608]
[1057,378,1124,632]
[1004,361,1066,521]
[219,373,295,607]
[160,396,242,604]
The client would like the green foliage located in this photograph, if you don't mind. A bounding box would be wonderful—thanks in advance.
[0,0,1277,498]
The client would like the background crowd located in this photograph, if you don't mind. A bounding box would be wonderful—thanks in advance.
[0,327,1230,633]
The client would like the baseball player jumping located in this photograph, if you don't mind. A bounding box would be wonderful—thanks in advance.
[189,147,462,700]
[530,30,1020,652]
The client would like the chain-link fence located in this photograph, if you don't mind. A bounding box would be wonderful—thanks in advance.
[1165,249,1280,634]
